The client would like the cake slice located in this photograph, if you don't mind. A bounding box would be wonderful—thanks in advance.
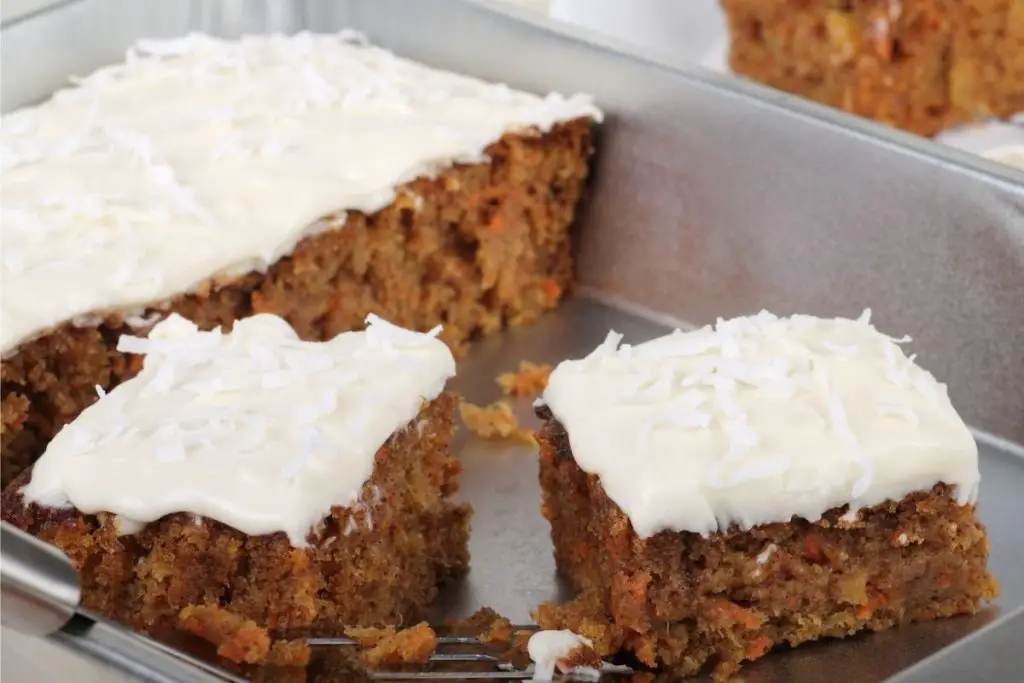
[720,0,1023,136]
[0,31,601,487]
[534,310,997,680]
[2,312,469,636]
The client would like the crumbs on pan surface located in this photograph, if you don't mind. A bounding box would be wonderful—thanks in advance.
[344,623,438,667]
[445,606,515,645]
[445,607,531,670]
[178,605,311,667]
[496,360,552,398]
[459,400,536,443]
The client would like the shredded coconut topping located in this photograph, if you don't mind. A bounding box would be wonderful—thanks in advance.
[0,31,600,356]
[542,310,980,537]
[20,312,456,546]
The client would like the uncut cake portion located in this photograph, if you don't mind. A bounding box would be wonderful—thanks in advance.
[534,311,997,681]
[0,31,601,487]
[720,0,1023,136]
[2,312,469,636]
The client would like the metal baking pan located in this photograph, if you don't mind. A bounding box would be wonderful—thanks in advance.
[2,1,1023,682]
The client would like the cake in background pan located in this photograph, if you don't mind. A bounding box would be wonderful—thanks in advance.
[720,0,1023,136]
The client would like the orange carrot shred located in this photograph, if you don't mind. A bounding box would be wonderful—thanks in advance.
[540,279,562,302]
[746,635,772,660]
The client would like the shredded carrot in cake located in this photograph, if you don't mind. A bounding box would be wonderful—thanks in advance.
[706,598,766,631]
[459,400,535,443]
[540,279,563,305]
[746,635,773,661]
[496,361,552,398]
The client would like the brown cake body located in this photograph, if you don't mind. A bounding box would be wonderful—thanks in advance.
[534,408,998,681]
[720,0,1024,136]
[2,393,468,636]
[0,119,593,487]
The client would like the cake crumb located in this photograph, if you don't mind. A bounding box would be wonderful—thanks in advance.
[496,361,552,398]
[480,615,514,645]
[267,640,314,668]
[177,605,310,667]
[345,622,438,667]
[447,606,515,644]
[446,606,507,637]
[531,598,623,657]
[459,400,535,443]
[345,625,396,647]
[443,607,534,670]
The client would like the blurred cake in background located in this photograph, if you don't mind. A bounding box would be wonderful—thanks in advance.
[720,0,1023,137]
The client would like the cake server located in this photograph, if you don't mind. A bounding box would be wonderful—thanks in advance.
[2,522,627,682]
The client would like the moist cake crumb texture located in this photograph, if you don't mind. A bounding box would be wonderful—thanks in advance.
[3,313,471,638]
[535,310,997,680]
[0,30,600,486]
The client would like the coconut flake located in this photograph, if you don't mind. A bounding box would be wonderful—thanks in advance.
[757,543,777,565]
[585,330,623,362]
[876,400,920,424]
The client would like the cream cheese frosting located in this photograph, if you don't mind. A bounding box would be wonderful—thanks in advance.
[0,30,600,356]
[541,310,980,538]
[527,630,596,682]
[20,312,456,546]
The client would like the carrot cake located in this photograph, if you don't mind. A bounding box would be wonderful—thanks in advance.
[534,310,997,680]
[720,0,1024,136]
[1,312,470,636]
[0,30,600,487]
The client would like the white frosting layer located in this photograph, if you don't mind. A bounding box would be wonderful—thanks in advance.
[542,310,980,538]
[0,31,600,355]
[20,312,456,546]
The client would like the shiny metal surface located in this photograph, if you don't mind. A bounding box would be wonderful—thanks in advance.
[0,521,81,636]
[50,611,247,683]
[1,626,146,683]
[1,1,1023,682]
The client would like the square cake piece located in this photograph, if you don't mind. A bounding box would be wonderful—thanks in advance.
[534,311,997,680]
[720,0,1023,136]
[0,31,600,487]
[2,312,469,636]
